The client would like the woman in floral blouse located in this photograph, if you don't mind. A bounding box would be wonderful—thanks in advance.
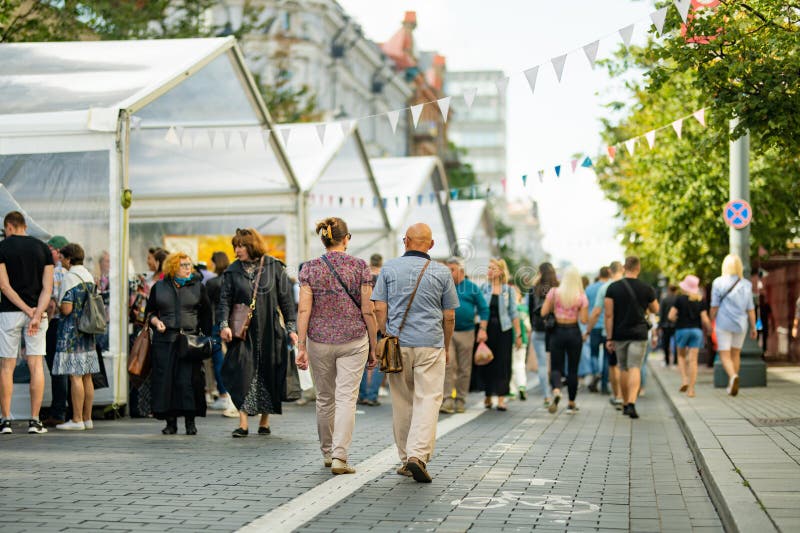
[296,217,378,475]
[52,243,99,431]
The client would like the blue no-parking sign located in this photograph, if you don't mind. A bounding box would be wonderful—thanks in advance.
[724,199,752,229]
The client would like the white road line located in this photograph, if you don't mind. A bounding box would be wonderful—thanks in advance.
[237,405,485,533]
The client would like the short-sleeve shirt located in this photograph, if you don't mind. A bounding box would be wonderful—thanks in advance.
[299,251,372,344]
[594,280,614,335]
[671,294,707,330]
[0,235,54,313]
[605,277,657,341]
[711,275,754,333]
[454,278,489,332]
[545,288,588,321]
[372,252,459,348]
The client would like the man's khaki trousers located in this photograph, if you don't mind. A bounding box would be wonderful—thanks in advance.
[387,346,446,464]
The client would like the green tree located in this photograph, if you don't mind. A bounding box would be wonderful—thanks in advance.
[596,35,800,283]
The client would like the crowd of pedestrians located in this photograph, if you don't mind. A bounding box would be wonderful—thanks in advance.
[0,207,775,485]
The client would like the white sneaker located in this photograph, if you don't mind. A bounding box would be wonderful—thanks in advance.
[83,420,93,430]
[222,406,239,418]
[56,420,85,431]
[209,396,231,410]
[378,386,388,397]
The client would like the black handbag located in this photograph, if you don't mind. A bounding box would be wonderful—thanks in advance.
[177,331,212,362]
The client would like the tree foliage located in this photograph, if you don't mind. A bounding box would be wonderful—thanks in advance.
[597,13,800,284]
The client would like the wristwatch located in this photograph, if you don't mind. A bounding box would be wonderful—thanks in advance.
[220,320,229,328]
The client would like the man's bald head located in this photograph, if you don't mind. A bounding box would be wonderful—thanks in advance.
[404,223,434,253]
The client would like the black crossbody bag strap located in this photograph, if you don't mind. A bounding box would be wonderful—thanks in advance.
[621,278,647,317]
[321,255,361,311]
[718,278,740,306]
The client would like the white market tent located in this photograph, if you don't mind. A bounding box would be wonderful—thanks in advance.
[448,199,498,281]
[279,122,391,261]
[369,156,457,259]
[0,38,299,416]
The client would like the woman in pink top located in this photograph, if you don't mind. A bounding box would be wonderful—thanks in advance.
[540,266,588,414]
[296,217,378,475]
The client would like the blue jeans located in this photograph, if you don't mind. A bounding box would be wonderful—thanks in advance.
[531,331,552,400]
[359,366,383,401]
[641,341,650,388]
[45,317,68,420]
[211,326,227,395]
[588,329,604,377]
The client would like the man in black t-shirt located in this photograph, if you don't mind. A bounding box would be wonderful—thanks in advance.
[604,256,658,420]
[0,211,54,434]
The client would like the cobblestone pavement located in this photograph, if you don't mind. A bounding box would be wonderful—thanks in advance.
[0,374,723,532]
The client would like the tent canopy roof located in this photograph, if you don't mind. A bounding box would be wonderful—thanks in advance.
[449,199,488,241]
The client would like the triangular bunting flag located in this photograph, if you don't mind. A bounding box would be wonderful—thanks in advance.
[350,197,356,207]
[693,108,706,127]
[583,40,600,69]
[463,88,477,109]
[619,24,635,48]
[523,66,539,95]
[207,129,216,148]
[607,146,617,161]
[645,130,656,149]
[387,110,400,133]
[581,156,593,168]
[625,138,636,156]
[495,77,510,99]
[439,190,448,205]
[650,6,668,36]
[410,104,424,128]
[537,170,545,183]
[175,126,185,145]
[164,126,180,145]
[239,130,249,149]
[551,54,568,83]
[522,174,528,187]
[436,97,451,122]
[450,190,458,200]
[570,159,579,173]
[359,197,364,208]
[315,123,327,144]
[429,192,436,204]
[406,195,411,205]
[279,127,291,146]
[188,129,197,148]
[674,0,691,23]
[223,131,232,150]
[417,194,424,206]
[260,130,271,149]
[555,165,561,177]
[338,196,344,206]
[672,119,683,138]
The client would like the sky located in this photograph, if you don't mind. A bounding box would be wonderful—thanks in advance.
[338,0,658,273]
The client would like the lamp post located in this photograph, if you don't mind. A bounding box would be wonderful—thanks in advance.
[714,118,767,387]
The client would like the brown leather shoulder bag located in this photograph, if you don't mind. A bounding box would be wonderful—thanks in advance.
[229,256,265,340]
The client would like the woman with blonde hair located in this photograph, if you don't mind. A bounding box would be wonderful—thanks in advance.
[540,266,588,414]
[295,217,378,474]
[479,258,521,411]
[147,251,212,435]
[710,254,756,396]
[669,275,711,398]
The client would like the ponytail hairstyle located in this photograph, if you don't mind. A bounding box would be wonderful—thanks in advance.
[315,217,350,249]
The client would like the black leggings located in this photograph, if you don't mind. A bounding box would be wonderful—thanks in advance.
[549,325,582,402]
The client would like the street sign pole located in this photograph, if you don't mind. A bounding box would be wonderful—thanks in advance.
[714,118,767,387]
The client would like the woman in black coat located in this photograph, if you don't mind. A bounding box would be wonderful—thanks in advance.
[147,252,212,435]
[218,228,297,438]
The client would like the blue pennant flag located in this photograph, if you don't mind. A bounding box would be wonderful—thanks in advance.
[382,198,388,208]
[372,196,378,208]
[429,192,436,203]
[555,165,561,177]
[581,156,593,168]
[417,194,423,206]
[450,190,458,200]
[522,174,528,186]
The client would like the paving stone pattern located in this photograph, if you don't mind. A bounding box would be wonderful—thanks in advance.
[298,382,723,533]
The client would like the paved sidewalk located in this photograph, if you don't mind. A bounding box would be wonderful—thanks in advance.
[651,363,800,533]
[0,375,723,532]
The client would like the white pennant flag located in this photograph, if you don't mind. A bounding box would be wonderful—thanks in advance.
[239,130,249,149]
[674,0,691,23]
[387,110,400,133]
[495,77,509,99]
[260,130,271,150]
[645,130,656,149]
[583,40,600,69]
[175,126,185,146]
[693,108,706,127]
[436,97,451,122]
[551,54,568,83]
[438,190,448,205]
[207,129,216,148]
[223,131,232,150]
[315,123,327,144]
[672,119,683,138]
[650,7,668,36]
[164,126,180,145]
[279,127,291,147]
[524,66,539,95]
[410,104,425,128]
[186,129,196,148]
[619,24,635,48]
[339,120,355,136]
[463,87,477,109]
[625,138,637,156]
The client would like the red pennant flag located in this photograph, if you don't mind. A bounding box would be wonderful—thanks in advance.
[607,146,616,161]
[571,159,579,173]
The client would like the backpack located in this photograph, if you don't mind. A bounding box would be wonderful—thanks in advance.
[70,273,107,335]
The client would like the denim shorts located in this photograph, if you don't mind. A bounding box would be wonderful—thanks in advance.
[674,328,704,349]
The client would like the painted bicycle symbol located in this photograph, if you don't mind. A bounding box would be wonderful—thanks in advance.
[451,491,599,516]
